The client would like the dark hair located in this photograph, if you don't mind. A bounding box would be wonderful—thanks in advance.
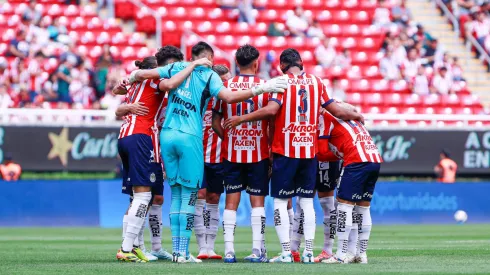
[191,41,214,58]
[34,51,45,58]
[212,64,230,76]
[235,44,260,68]
[155,45,184,66]
[279,48,303,73]
[134,56,157,69]
[441,149,451,158]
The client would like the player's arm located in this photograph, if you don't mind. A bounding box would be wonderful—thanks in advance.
[324,100,364,124]
[217,77,287,104]
[158,58,213,91]
[211,111,224,140]
[223,101,281,129]
[112,79,129,95]
[115,102,149,117]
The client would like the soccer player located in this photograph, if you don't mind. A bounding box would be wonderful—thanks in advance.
[213,45,270,263]
[195,65,231,260]
[223,48,363,263]
[128,41,287,263]
[318,107,382,264]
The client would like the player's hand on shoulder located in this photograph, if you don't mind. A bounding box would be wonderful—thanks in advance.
[252,75,288,96]
[192,58,213,68]
[224,116,243,129]
[129,102,149,116]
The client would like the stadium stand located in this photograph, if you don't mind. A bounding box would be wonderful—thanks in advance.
[0,0,488,126]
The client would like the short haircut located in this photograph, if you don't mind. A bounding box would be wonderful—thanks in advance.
[134,56,157,69]
[235,44,260,68]
[191,41,214,58]
[279,48,303,73]
[155,45,184,66]
[212,64,230,76]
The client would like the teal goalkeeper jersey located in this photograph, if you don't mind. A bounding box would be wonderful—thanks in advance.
[157,62,224,138]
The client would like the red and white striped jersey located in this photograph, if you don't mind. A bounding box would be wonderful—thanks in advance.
[319,111,383,166]
[203,98,222,164]
[119,79,165,162]
[270,73,333,159]
[317,114,340,162]
[151,94,168,163]
[216,75,269,163]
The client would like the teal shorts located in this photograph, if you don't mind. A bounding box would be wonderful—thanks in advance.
[160,129,204,189]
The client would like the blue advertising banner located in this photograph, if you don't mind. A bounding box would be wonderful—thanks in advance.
[1,180,489,227]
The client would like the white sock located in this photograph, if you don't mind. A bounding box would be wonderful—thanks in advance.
[298,197,315,256]
[319,196,335,254]
[288,207,294,242]
[138,222,146,251]
[122,214,128,240]
[335,202,354,260]
[290,199,303,252]
[121,192,152,252]
[223,209,237,254]
[355,205,372,256]
[251,207,266,255]
[274,198,291,256]
[205,203,219,251]
[348,208,359,255]
[148,204,162,251]
[194,199,206,251]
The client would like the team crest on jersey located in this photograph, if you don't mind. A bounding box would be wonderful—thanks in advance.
[203,111,212,127]
[150,173,156,183]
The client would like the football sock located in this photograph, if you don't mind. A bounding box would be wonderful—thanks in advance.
[122,214,128,240]
[178,186,198,257]
[169,185,182,254]
[223,209,237,254]
[335,202,354,260]
[299,197,315,256]
[291,199,303,252]
[251,207,266,254]
[274,198,291,256]
[205,203,219,252]
[288,207,294,242]
[121,191,151,252]
[356,205,372,256]
[319,196,336,254]
[137,222,146,251]
[194,199,206,251]
[148,204,162,251]
[348,208,359,255]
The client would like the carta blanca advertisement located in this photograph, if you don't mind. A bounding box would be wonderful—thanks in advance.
[1,126,490,175]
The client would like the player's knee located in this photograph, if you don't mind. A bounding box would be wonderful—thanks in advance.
[206,192,220,204]
[225,193,241,210]
[152,195,164,205]
[197,188,207,199]
[250,195,265,208]
[358,200,371,207]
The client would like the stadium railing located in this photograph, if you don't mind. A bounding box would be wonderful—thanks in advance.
[2,108,490,128]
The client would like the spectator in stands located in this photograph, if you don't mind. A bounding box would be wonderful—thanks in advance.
[333,48,352,69]
[471,11,490,47]
[0,58,10,88]
[434,149,457,183]
[431,66,454,94]
[286,6,309,37]
[17,85,31,107]
[373,0,392,29]
[101,90,122,111]
[391,0,412,27]
[25,0,42,26]
[95,45,114,99]
[401,48,422,80]
[455,0,476,17]
[327,77,346,101]
[412,24,432,47]
[392,37,408,65]
[380,48,401,80]
[57,57,76,104]
[259,51,279,80]
[451,57,464,81]
[43,74,59,102]
[423,38,439,67]
[307,19,325,39]
[315,38,337,68]
[47,17,68,43]
[0,154,22,181]
[0,84,13,109]
[434,52,453,73]
[238,0,256,24]
[27,51,45,100]
[381,31,395,52]
[410,66,430,95]
[8,29,29,58]
[268,22,286,36]
[70,63,94,108]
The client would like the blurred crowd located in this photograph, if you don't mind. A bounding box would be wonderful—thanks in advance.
[0,0,123,110]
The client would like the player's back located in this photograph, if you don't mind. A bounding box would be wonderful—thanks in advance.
[323,112,382,165]
[203,98,222,163]
[119,79,164,138]
[317,113,340,162]
[271,73,332,159]
[160,62,223,138]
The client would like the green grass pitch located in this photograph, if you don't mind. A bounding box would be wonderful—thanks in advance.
[1,225,490,274]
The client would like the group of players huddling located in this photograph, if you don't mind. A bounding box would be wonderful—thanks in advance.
[112,41,383,265]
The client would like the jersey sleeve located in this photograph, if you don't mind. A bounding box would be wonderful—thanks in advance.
[320,82,334,108]
[156,63,177,79]
[269,92,283,106]
[209,71,224,98]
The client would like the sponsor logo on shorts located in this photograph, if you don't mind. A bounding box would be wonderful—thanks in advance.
[352,193,362,200]
[273,209,281,226]
[150,173,156,183]
[296,187,314,195]
[278,189,294,196]
[135,203,148,218]
[363,192,373,200]
[226,184,243,191]
[246,186,261,194]
[149,150,155,163]
[185,213,195,231]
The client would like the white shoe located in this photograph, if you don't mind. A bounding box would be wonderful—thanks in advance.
[358,253,368,264]
[321,256,342,264]
[269,253,293,263]
[143,250,158,261]
[151,248,172,260]
[343,253,357,264]
[302,252,314,264]
[177,254,202,263]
